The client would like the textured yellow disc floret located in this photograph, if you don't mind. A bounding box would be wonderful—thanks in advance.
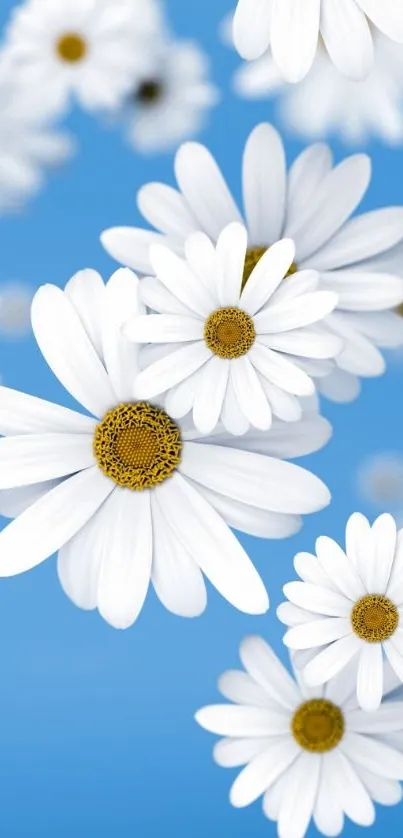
[242,246,298,290]
[351,594,398,643]
[204,307,256,359]
[56,33,87,63]
[93,403,182,491]
[291,699,344,753]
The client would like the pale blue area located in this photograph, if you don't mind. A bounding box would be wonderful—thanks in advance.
[0,0,403,835]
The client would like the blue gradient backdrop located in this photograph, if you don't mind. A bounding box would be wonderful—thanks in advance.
[0,0,402,834]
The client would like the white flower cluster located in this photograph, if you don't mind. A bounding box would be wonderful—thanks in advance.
[0,0,218,211]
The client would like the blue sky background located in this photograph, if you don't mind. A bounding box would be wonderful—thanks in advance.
[0,0,403,835]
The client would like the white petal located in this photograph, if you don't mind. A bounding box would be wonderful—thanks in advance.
[31,285,116,418]
[101,268,141,403]
[100,227,166,274]
[326,749,375,827]
[263,767,296,822]
[218,669,273,706]
[242,123,286,245]
[174,142,242,241]
[277,751,320,838]
[356,766,403,806]
[284,618,352,650]
[309,208,403,271]
[271,0,320,83]
[260,380,302,422]
[255,291,337,333]
[156,473,269,614]
[137,182,199,240]
[195,704,290,736]
[345,512,372,579]
[355,0,403,42]
[318,368,361,403]
[384,636,403,683]
[283,580,351,616]
[221,376,250,436]
[0,481,61,518]
[315,535,364,600]
[229,738,300,807]
[277,601,321,626]
[149,244,215,316]
[184,231,218,295]
[341,732,403,780]
[356,644,384,712]
[320,270,403,312]
[0,433,94,488]
[293,551,332,587]
[215,222,247,306]
[230,357,272,430]
[216,414,331,458]
[286,143,333,232]
[193,357,229,434]
[320,0,373,80]
[193,481,302,539]
[303,635,361,684]
[240,635,301,708]
[57,501,109,611]
[180,441,330,514]
[164,367,204,419]
[97,489,152,630]
[233,0,272,60]
[139,276,192,315]
[0,468,115,577]
[240,239,296,316]
[65,269,105,359]
[0,385,96,436]
[127,314,204,344]
[151,495,207,617]
[248,343,315,396]
[214,737,271,767]
[370,513,397,593]
[135,343,210,399]
[347,702,403,734]
[264,327,342,360]
[313,753,344,837]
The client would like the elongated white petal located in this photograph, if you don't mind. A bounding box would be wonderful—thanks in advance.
[65,269,105,359]
[0,385,97,436]
[242,123,286,245]
[0,433,94,488]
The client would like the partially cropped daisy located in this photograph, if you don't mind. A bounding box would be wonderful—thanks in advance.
[196,636,403,838]
[123,39,219,154]
[279,512,403,712]
[232,0,403,81]
[124,225,341,434]
[101,123,403,403]
[0,56,74,212]
[0,268,331,628]
[233,32,403,147]
[4,0,161,113]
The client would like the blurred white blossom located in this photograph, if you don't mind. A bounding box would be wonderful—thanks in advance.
[0,281,33,338]
[357,452,403,511]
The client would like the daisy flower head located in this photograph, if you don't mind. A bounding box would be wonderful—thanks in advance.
[0,268,331,628]
[124,224,341,435]
[196,636,403,838]
[122,38,219,155]
[4,0,162,114]
[278,512,403,712]
[233,32,403,147]
[232,0,403,81]
[101,123,403,404]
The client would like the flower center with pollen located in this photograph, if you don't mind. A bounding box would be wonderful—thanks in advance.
[56,32,87,63]
[291,699,344,753]
[135,79,163,105]
[204,307,256,359]
[93,403,182,491]
[351,594,398,643]
[242,246,298,290]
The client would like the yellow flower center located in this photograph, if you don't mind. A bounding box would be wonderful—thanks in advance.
[396,303,403,318]
[204,307,255,359]
[93,403,182,491]
[291,699,344,753]
[242,246,298,290]
[56,33,87,63]
[351,594,398,643]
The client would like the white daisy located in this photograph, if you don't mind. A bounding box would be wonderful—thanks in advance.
[233,32,403,147]
[0,267,331,628]
[196,636,403,838]
[124,224,341,434]
[0,55,74,212]
[121,38,219,154]
[101,122,403,403]
[232,0,403,81]
[3,0,161,113]
[278,512,403,712]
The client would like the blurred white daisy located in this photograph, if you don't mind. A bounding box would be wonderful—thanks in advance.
[0,268,331,628]
[279,512,403,712]
[122,39,219,154]
[196,636,403,838]
[0,282,33,338]
[0,56,74,212]
[3,0,161,113]
[232,31,403,147]
[124,226,341,434]
[101,122,403,403]
[232,0,403,82]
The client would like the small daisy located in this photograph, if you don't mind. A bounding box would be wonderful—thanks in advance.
[124,225,341,434]
[232,0,403,81]
[196,636,403,838]
[233,32,403,147]
[101,123,403,403]
[357,453,403,513]
[123,39,219,154]
[4,0,160,113]
[0,268,331,628]
[0,281,33,338]
[278,512,403,712]
[0,55,74,212]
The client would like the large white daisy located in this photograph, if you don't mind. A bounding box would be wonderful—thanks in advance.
[232,31,403,147]
[278,512,403,712]
[3,0,161,113]
[122,38,219,154]
[101,123,403,404]
[0,268,331,628]
[196,636,403,838]
[124,224,341,434]
[232,0,403,81]
[0,55,74,212]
